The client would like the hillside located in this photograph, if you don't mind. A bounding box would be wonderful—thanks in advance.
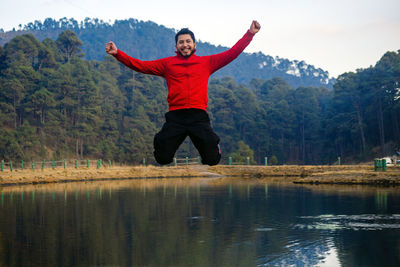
[0,17,335,89]
[1,18,398,165]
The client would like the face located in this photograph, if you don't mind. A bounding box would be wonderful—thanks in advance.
[175,34,196,57]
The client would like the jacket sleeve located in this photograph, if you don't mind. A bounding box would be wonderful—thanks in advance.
[208,30,255,74]
[113,50,166,76]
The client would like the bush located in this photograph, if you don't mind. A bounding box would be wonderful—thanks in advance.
[269,155,278,165]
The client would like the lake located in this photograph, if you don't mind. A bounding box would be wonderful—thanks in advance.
[0,177,399,266]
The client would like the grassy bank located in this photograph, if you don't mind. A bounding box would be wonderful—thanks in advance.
[210,165,400,185]
[0,164,399,186]
[0,166,202,186]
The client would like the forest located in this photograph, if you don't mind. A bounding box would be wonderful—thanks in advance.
[0,30,399,165]
[0,17,335,89]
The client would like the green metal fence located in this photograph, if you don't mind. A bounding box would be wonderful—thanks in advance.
[0,159,112,172]
[3,156,394,172]
[173,157,201,166]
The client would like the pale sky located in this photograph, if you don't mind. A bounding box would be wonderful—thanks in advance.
[0,0,399,77]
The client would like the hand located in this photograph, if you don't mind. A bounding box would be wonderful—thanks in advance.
[106,41,118,55]
[249,20,261,34]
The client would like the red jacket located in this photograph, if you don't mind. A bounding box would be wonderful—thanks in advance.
[114,30,255,111]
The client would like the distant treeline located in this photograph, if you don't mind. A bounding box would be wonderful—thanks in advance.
[0,31,399,164]
[0,17,335,89]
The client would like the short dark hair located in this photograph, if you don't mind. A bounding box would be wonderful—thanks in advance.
[175,28,196,44]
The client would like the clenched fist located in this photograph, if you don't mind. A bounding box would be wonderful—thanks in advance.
[105,41,118,55]
[250,20,261,34]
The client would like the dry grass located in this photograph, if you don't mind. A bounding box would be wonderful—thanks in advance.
[0,165,202,185]
[0,164,399,186]
[209,164,400,185]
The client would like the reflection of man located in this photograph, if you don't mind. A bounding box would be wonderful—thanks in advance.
[106,21,261,165]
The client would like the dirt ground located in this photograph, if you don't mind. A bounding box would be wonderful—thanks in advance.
[0,164,399,186]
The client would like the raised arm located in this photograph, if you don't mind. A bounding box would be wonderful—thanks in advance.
[209,20,261,73]
[105,41,166,76]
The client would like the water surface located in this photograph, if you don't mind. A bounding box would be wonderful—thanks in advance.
[0,178,399,266]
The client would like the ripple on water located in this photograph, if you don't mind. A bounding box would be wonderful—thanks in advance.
[258,238,340,267]
[254,227,275,232]
[294,214,400,231]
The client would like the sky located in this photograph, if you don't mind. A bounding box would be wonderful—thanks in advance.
[0,0,399,77]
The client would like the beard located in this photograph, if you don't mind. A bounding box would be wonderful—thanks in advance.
[178,48,195,58]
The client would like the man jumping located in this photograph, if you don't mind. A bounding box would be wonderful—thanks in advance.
[106,20,261,165]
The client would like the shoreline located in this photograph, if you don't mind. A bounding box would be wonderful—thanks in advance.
[209,165,400,186]
[0,164,399,187]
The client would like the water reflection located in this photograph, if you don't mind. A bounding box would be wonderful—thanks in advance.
[375,191,388,211]
[259,238,341,267]
[0,178,399,266]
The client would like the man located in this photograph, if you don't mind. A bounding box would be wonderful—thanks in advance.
[106,20,261,165]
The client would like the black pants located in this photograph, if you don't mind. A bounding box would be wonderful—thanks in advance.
[153,109,221,166]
